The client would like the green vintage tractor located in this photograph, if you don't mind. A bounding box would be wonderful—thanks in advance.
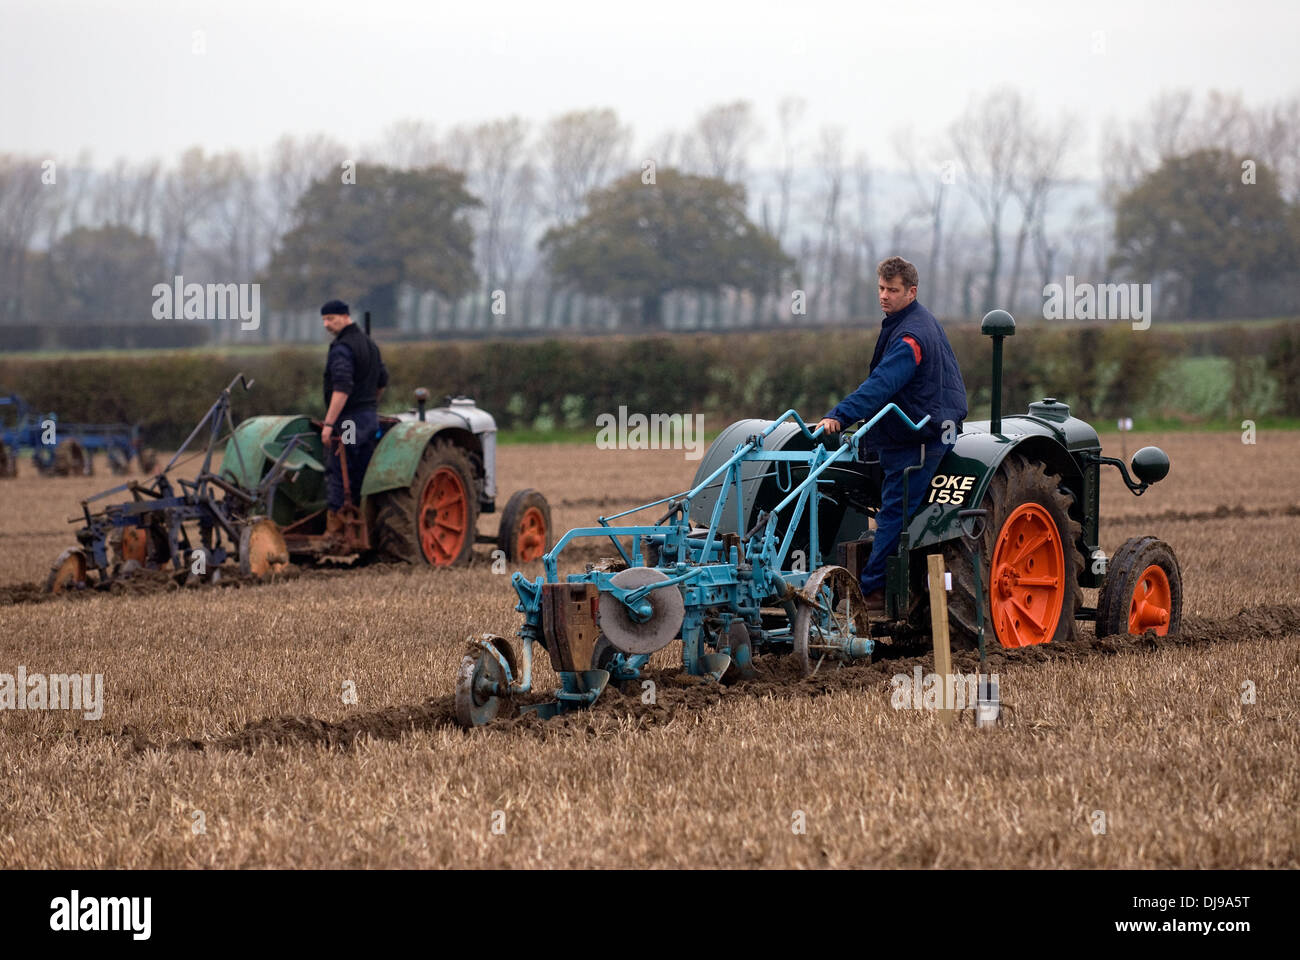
[446,311,1182,730]
[687,309,1183,647]
[221,390,551,569]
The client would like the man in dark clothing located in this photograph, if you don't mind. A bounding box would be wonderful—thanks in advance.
[320,299,388,532]
[817,257,968,614]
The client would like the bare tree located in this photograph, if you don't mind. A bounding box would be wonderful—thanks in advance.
[1101,89,1261,202]
[0,155,51,323]
[812,125,845,318]
[374,119,441,170]
[539,108,631,225]
[1247,94,1300,203]
[92,157,161,237]
[455,118,538,294]
[682,100,761,182]
[1005,112,1071,314]
[263,133,348,255]
[157,148,231,276]
[770,96,806,248]
[893,127,951,313]
[949,88,1026,312]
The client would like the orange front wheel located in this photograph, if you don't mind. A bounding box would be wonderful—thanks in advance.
[1097,537,1183,638]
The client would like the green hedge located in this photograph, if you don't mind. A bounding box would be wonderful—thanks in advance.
[2,323,1296,448]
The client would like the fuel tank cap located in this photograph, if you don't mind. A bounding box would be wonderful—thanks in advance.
[1028,398,1070,421]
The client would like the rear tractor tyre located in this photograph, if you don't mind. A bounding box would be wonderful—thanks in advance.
[497,488,551,563]
[1095,536,1182,638]
[941,455,1084,649]
[372,439,480,567]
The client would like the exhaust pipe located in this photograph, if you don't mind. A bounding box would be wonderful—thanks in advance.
[981,309,1015,434]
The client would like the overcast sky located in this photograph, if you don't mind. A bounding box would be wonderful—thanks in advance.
[4,0,1298,173]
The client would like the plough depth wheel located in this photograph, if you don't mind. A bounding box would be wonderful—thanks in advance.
[793,565,872,676]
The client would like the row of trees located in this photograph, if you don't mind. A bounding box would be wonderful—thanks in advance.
[2,89,1298,337]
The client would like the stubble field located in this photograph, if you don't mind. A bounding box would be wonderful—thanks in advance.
[0,430,1297,868]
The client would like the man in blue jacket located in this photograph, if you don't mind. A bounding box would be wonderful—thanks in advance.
[817,257,968,615]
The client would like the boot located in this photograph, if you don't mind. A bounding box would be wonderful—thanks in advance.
[862,589,886,617]
[324,509,345,543]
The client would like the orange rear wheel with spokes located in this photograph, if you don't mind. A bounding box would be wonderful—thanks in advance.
[941,455,1084,649]
[989,502,1067,647]
[372,439,480,567]
[419,466,470,565]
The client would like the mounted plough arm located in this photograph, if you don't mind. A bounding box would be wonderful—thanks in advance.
[47,375,299,591]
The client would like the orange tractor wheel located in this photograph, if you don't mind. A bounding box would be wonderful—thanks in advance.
[372,439,480,567]
[497,488,551,563]
[942,455,1084,649]
[1096,536,1183,638]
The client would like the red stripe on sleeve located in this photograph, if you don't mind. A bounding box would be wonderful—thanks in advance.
[902,335,922,365]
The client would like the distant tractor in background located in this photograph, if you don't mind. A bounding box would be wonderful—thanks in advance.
[47,378,551,593]
[0,393,157,478]
[219,388,551,568]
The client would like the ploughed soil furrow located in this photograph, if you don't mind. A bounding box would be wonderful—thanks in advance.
[1104,503,1300,526]
[102,603,1300,754]
[0,550,618,607]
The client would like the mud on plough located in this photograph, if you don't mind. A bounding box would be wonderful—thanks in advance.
[453,405,926,727]
[46,375,296,593]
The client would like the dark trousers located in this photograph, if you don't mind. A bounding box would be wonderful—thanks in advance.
[325,407,379,511]
[859,441,951,595]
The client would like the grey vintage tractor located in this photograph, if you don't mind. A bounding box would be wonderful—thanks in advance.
[219,389,551,568]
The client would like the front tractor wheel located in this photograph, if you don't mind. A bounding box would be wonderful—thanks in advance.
[373,439,480,567]
[1096,536,1182,638]
[941,455,1084,649]
[497,488,551,563]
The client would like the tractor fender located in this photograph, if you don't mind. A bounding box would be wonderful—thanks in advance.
[904,423,1091,552]
[360,421,484,498]
[222,415,316,489]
